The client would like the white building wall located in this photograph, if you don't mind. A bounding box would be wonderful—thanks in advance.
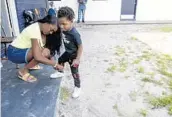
[53,0,122,21]
[136,0,172,21]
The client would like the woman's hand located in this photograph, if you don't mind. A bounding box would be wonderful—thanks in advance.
[54,64,64,71]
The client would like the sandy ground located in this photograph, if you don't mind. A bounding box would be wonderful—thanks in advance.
[58,24,172,117]
[131,32,172,55]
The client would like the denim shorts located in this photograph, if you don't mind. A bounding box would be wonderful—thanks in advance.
[7,45,30,64]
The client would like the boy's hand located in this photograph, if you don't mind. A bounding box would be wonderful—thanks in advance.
[71,59,80,67]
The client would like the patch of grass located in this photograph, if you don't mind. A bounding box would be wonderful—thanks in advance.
[141,52,152,61]
[149,95,172,108]
[161,76,172,91]
[113,104,123,116]
[157,54,172,87]
[142,51,153,56]
[168,79,172,90]
[147,72,155,78]
[159,69,172,78]
[119,66,127,72]
[113,104,118,110]
[139,109,148,117]
[162,91,167,95]
[149,95,172,115]
[156,54,172,70]
[115,46,126,56]
[137,66,145,73]
[129,91,137,101]
[168,104,172,115]
[147,72,155,75]
[157,63,168,70]
[142,77,151,82]
[163,54,172,61]
[133,58,142,64]
[142,77,163,86]
[107,65,116,73]
[160,27,172,32]
[60,87,70,101]
[118,61,128,72]
[131,36,138,40]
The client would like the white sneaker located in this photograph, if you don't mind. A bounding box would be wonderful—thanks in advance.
[50,71,64,78]
[72,87,81,98]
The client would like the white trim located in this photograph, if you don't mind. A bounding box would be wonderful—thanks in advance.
[1,0,13,37]
[121,15,134,19]
[7,0,20,36]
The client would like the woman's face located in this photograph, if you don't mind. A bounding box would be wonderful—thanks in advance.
[42,23,57,35]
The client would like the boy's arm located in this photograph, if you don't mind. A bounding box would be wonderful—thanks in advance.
[76,44,83,60]
[72,44,83,66]
[75,33,82,61]
[71,32,83,66]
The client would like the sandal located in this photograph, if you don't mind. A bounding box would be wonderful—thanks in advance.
[29,65,42,70]
[18,72,37,83]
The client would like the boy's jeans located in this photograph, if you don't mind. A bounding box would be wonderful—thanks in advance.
[58,52,81,88]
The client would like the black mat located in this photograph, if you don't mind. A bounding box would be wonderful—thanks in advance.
[1,61,61,117]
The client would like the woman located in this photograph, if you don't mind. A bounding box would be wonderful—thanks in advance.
[45,26,65,78]
[45,27,62,57]
[7,15,63,83]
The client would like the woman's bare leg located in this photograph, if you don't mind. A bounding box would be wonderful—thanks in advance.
[26,48,51,68]
[18,48,51,76]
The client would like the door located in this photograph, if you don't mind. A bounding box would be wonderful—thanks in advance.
[121,0,137,21]
[15,0,47,32]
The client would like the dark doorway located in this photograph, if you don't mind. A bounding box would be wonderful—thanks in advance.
[120,0,137,21]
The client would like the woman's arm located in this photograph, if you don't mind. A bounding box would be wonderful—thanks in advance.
[31,39,56,66]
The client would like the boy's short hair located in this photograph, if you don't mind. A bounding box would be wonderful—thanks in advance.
[58,6,75,21]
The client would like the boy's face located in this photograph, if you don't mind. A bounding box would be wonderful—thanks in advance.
[58,17,73,31]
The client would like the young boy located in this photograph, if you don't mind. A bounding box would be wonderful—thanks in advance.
[51,7,83,98]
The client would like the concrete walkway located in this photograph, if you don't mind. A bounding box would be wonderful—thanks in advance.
[131,32,172,55]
